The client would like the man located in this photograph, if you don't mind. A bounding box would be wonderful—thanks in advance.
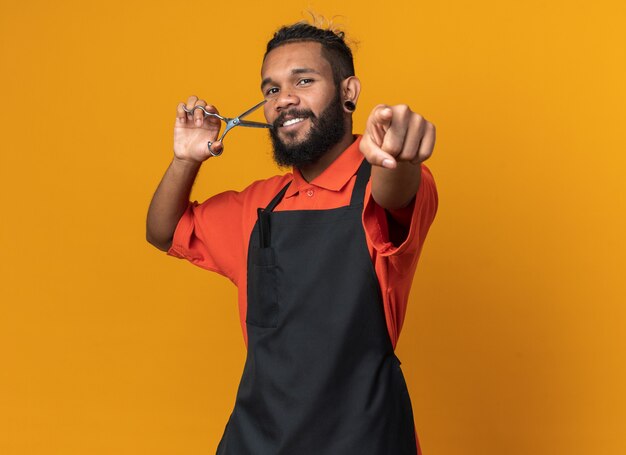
[147,22,437,455]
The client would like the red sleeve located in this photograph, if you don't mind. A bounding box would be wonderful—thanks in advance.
[167,190,245,285]
[362,163,438,257]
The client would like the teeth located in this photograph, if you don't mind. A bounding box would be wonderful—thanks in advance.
[282,118,305,127]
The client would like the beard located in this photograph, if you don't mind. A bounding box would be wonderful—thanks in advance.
[269,90,346,168]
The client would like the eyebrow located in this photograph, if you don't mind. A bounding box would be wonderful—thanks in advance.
[261,67,322,90]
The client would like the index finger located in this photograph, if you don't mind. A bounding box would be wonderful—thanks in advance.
[381,107,411,156]
[364,105,393,146]
[368,105,393,130]
[197,103,221,128]
[176,102,188,124]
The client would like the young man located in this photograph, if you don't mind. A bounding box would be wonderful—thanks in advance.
[147,22,437,455]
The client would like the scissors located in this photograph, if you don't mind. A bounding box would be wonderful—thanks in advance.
[182,99,273,156]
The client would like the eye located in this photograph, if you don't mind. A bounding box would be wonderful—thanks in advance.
[265,87,279,97]
[297,78,314,86]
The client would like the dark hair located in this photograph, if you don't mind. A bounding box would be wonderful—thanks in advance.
[264,22,355,85]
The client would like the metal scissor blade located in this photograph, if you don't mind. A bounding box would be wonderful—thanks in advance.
[237,120,273,129]
[235,99,267,120]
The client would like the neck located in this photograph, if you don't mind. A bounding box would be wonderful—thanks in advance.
[297,132,356,182]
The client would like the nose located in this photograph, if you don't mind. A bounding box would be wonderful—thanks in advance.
[275,92,300,111]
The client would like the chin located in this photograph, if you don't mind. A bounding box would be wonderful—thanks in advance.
[280,128,311,143]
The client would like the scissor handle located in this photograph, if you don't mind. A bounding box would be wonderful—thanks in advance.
[182,105,226,122]
[207,140,223,157]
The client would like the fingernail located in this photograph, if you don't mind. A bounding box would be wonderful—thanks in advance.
[196,119,202,126]
[382,158,395,168]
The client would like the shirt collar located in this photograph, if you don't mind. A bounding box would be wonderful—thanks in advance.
[285,135,364,198]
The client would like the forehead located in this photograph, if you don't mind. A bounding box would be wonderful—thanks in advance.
[261,41,333,80]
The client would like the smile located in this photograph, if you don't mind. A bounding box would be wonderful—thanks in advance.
[281,118,306,127]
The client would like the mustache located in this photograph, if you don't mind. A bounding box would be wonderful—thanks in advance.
[273,109,316,129]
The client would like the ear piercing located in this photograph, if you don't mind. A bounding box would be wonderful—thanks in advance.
[344,100,356,112]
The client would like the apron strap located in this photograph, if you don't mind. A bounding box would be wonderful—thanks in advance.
[257,159,370,247]
[350,159,371,207]
[263,159,370,213]
[258,181,291,248]
[265,181,292,212]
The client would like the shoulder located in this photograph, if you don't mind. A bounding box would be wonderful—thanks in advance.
[237,173,294,208]
[195,173,292,207]
[243,173,293,194]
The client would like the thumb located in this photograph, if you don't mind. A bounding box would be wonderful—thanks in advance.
[361,135,397,169]
[208,140,223,156]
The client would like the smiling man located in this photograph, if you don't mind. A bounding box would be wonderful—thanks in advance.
[147,22,438,455]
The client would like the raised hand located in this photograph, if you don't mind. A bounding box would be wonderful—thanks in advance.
[174,95,224,163]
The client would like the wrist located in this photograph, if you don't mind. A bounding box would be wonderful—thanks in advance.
[172,155,203,170]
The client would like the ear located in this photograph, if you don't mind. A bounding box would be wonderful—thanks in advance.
[341,76,361,112]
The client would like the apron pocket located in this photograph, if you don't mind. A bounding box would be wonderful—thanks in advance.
[247,247,279,328]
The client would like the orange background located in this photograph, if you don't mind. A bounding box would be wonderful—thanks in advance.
[1,1,625,454]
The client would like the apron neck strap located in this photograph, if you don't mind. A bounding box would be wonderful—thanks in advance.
[265,181,291,213]
[258,182,290,248]
[263,157,371,213]
[349,159,371,207]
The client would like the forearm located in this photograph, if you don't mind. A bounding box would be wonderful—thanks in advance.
[371,161,422,211]
[146,157,202,251]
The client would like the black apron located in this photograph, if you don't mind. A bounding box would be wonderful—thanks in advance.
[216,160,418,454]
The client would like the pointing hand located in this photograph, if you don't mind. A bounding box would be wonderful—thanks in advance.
[360,104,436,169]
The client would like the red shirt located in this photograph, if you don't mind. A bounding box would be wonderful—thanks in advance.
[168,136,438,349]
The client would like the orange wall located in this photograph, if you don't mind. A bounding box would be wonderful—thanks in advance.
[1,1,625,454]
